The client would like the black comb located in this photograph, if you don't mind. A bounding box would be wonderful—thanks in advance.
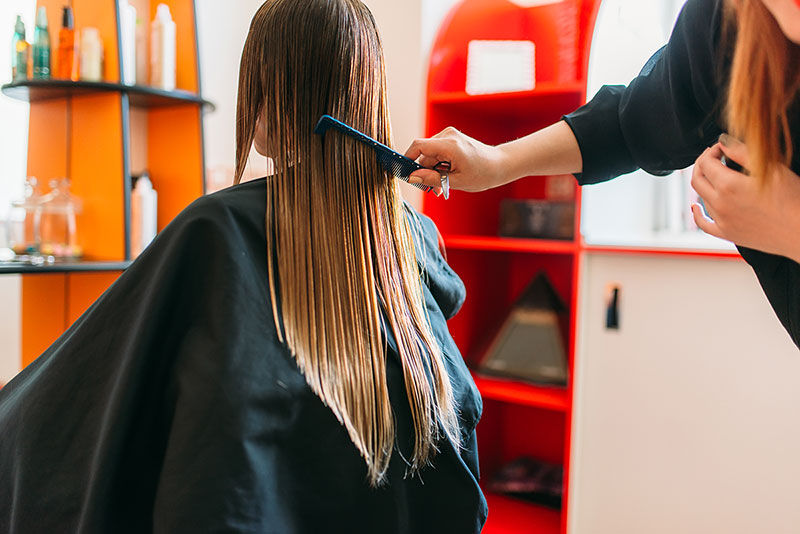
[313,114,436,194]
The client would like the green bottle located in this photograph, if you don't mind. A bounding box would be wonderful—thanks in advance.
[11,15,28,80]
[32,6,50,79]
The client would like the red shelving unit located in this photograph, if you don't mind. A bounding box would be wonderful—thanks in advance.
[445,235,577,254]
[484,492,561,534]
[473,374,569,412]
[423,1,601,532]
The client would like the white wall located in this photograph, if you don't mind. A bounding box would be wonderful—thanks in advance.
[0,0,35,385]
[580,0,725,249]
[195,0,267,190]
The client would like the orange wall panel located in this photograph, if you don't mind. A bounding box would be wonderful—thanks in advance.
[21,275,66,368]
[70,93,126,260]
[27,99,67,180]
[148,106,204,229]
[67,272,121,325]
[21,272,121,368]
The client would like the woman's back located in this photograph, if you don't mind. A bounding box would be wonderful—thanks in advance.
[0,179,486,533]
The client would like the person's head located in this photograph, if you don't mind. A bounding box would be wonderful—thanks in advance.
[234,0,461,486]
[725,0,800,182]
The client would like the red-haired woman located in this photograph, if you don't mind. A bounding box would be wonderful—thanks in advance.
[407,0,800,346]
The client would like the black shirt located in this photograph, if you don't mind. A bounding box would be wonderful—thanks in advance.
[0,179,487,533]
[564,0,800,347]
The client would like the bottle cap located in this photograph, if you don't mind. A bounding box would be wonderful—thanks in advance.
[82,27,99,41]
[135,173,153,190]
[14,15,25,35]
[62,6,74,29]
[35,6,47,28]
[156,4,172,21]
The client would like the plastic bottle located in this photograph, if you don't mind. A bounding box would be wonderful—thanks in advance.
[135,14,147,84]
[150,4,176,90]
[80,27,103,82]
[131,173,158,257]
[32,6,50,79]
[56,6,77,80]
[11,15,29,80]
[119,0,137,85]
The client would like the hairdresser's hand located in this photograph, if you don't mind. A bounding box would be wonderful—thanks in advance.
[691,134,800,263]
[404,127,511,193]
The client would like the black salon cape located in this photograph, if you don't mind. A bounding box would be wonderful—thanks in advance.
[564,0,800,347]
[0,178,487,534]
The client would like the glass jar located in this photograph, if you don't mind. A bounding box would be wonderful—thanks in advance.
[38,177,83,260]
[6,176,44,258]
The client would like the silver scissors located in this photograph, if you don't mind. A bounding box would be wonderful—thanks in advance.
[433,161,451,200]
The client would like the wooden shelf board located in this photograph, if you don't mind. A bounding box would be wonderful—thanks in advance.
[483,492,561,534]
[445,235,577,254]
[473,374,569,412]
[1,80,215,110]
[0,260,132,275]
[429,82,584,105]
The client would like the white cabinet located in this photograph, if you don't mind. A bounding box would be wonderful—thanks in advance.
[569,252,800,533]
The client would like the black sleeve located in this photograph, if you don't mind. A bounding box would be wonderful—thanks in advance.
[564,0,728,185]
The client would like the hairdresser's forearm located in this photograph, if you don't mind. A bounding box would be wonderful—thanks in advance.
[495,121,583,184]
[407,120,584,192]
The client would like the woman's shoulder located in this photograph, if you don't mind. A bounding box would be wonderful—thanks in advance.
[175,178,267,231]
[146,178,269,265]
[404,203,466,320]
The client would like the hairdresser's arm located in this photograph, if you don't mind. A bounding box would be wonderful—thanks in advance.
[407,0,724,193]
[405,121,582,192]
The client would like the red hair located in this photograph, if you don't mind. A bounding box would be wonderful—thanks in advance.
[725,0,800,183]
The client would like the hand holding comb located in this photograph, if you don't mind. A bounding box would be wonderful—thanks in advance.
[314,115,450,199]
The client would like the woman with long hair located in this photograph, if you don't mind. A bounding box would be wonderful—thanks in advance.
[0,1,486,532]
[408,0,800,347]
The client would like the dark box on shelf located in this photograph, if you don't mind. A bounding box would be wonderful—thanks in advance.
[489,457,563,509]
[498,199,574,240]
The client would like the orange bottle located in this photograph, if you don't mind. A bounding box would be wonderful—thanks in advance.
[56,6,77,80]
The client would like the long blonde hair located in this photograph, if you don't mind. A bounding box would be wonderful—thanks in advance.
[725,0,800,182]
[233,0,460,486]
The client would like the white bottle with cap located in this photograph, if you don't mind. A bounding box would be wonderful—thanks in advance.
[80,27,103,81]
[119,0,137,85]
[131,173,158,257]
[150,4,176,90]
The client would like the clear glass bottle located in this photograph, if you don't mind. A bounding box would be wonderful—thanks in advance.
[7,176,43,258]
[39,178,83,260]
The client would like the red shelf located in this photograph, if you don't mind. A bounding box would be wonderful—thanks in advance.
[483,492,561,534]
[581,243,741,260]
[428,83,584,122]
[473,374,569,412]
[429,82,584,105]
[445,235,577,254]
[424,2,603,532]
